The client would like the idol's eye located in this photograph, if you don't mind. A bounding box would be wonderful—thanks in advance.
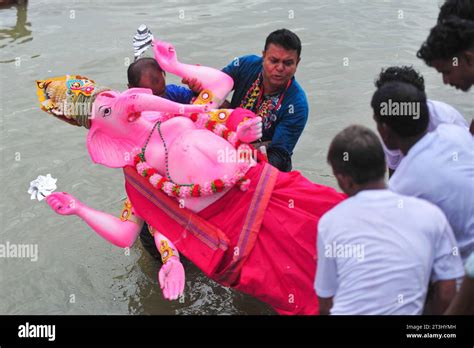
[103,107,111,117]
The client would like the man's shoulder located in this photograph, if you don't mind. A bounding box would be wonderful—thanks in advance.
[388,163,419,193]
[396,192,446,217]
[165,84,193,103]
[390,135,436,180]
[227,54,262,71]
[436,123,473,144]
[237,54,262,65]
[165,84,191,94]
[283,79,308,111]
[427,99,468,129]
[318,197,356,232]
[223,55,262,82]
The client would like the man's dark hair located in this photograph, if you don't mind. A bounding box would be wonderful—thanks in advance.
[417,17,474,65]
[327,125,386,185]
[127,58,164,87]
[438,0,474,23]
[375,66,425,91]
[371,81,429,138]
[264,29,302,57]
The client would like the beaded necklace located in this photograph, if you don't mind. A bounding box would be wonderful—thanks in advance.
[240,72,292,126]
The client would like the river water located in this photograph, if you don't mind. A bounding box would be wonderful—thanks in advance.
[0,0,472,315]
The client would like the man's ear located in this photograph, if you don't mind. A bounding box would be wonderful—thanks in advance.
[296,56,301,66]
[335,172,353,195]
[463,51,474,66]
[262,50,266,59]
[378,122,401,151]
[375,119,390,144]
[380,122,392,143]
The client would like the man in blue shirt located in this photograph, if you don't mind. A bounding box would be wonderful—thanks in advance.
[223,29,308,172]
[185,29,309,172]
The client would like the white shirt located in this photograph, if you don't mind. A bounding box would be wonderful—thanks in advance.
[315,189,464,315]
[383,100,468,170]
[389,124,474,262]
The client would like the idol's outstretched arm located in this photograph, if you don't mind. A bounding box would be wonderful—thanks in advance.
[46,192,142,248]
[45,192,185,300]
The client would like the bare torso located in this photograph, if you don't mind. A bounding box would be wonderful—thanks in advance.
[144,116,243,212]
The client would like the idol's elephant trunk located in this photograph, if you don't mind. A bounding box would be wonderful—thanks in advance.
[123,92,210,115]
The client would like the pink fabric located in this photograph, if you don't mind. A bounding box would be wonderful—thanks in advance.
[125,162,346,315]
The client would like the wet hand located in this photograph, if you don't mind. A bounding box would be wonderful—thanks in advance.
[237,117,263,143]
[45,192,81,216]
[152,40,178,71]
[158,256,185,300]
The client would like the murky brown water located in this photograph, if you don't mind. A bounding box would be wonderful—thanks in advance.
[1,0,472,315]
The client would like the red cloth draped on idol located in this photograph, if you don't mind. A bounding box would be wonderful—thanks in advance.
[35,39,345,315]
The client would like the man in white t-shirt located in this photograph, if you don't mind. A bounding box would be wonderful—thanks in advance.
[446,252,474,315]
[371,81,474,263]
[315,125,464,315]
[373,66,469,172]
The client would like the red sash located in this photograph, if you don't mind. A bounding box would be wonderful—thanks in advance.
[123,162,278,282]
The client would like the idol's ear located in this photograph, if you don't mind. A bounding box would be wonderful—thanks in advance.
[122,88,153,96]
[86,128,136,168]
[96,90,120,99]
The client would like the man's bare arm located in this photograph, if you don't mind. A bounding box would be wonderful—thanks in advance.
[318,296,333,315]
[431,279,457,314]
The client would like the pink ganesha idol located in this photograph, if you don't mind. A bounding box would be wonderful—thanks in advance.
[36,39,346,315]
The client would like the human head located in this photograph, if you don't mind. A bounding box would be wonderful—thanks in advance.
[438,0,474,23]
[371,81,429,150]
[417,17,474,91]
[127,58,166,96]
[327,125,386,196]
[375,66,425,91]
[262,29,301,91]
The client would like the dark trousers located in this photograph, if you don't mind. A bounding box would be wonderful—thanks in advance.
[139,224,162,262]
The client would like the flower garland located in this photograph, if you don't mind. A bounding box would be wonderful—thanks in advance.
[190,112,242,148]
[134,115,253,199]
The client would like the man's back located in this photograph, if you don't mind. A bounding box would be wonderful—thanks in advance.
[316,189,464,315]
[389,124,474,261]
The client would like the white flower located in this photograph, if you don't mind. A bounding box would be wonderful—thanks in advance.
[28,174,57,201]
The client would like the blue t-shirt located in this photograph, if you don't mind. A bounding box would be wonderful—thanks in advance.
[222,55,309,155]
[165,84,194,104]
